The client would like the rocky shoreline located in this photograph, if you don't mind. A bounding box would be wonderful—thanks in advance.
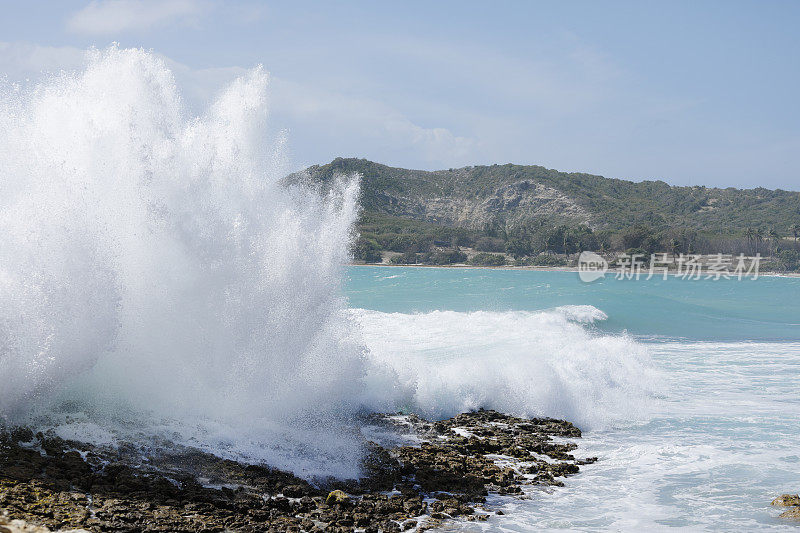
[0,410,593,532]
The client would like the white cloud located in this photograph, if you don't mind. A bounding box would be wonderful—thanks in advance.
[67,0,208,35]
[0,42,85,82]
[383,117,475,164]
[0,41,475,170]
[269,77,478,168]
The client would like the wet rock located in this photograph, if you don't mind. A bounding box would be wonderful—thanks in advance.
[0,409,590,531]
[0,514,90,533]
[325,489,350,505]
[780,507,800,520]
[773,494,800,507]
[774,494,800,520]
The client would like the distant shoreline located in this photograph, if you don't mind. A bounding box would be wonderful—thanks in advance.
[348,262,800,278]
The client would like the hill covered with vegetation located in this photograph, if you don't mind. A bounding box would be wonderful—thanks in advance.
[293,158,800,270]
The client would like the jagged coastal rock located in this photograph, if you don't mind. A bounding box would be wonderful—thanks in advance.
[772,494,800,520]
[0,410,594,532]
[0,514,90,533]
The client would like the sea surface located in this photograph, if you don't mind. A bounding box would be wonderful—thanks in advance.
[346,266,800,531]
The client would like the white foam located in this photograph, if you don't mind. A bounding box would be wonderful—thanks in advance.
[553,305,608,324]
[451,341,800,531]
[351,307,662,430]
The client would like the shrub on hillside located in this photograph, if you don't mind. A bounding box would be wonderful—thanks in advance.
[776,249,800,271]
[353,237,383,263]
[469,253,507,266]
[420,250,468,265]
[522,254,568,267]
[389,251,419,264]
[474,237,506,253]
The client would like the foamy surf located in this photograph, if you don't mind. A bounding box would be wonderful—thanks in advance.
[451,340,800,532]
[351,306,662,430]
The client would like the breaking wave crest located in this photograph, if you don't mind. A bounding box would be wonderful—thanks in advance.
[352,306,661,430]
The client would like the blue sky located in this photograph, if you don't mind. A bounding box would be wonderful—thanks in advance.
[1,1,798,189]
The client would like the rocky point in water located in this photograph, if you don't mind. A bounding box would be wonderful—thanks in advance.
[0,410,595,532]
[772,494,800,520]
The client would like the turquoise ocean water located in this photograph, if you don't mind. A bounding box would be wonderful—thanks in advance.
[345,266,800,531]
[346,266,800,342]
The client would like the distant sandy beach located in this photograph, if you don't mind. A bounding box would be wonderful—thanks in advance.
[349,262,800,278]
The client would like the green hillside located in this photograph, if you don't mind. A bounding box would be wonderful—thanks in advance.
[294,158,800,269]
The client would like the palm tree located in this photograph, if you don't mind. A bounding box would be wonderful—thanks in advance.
[745,227,755,254]
[768,228,780,257]
[754,227,765,255]
[685,230,697,254]
[791,223,800,242]
[669,238,680,259]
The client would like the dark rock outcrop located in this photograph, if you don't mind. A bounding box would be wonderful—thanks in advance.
[0,410,593,532]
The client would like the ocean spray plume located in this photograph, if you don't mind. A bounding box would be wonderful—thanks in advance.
[0,45,660,479]
[0,46,396,477]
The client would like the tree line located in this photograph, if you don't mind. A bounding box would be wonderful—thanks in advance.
[353,218,800,271]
